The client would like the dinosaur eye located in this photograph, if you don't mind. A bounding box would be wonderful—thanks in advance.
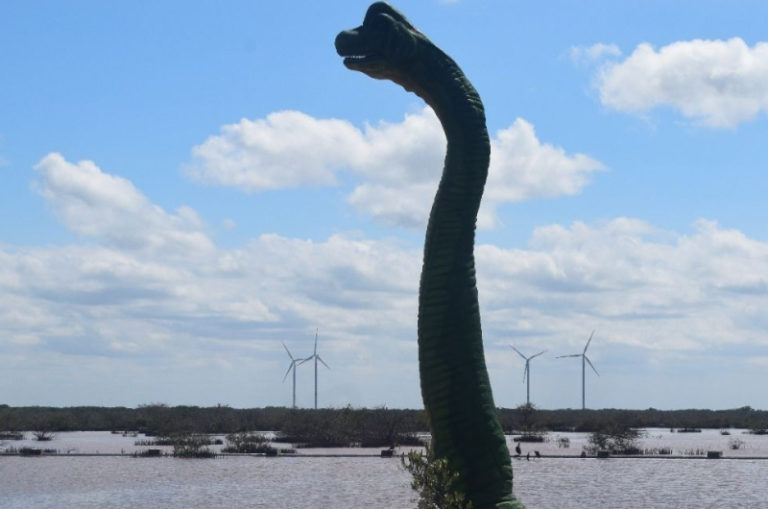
[363,2,395,25]
[367,12,394,31]
[386,22,417,59]
[361,11,417,61]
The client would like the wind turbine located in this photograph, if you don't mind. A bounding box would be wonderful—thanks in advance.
[510,346,547,406]
[557,331,599,410]
[301,329,330,409]
[282,342,303,409]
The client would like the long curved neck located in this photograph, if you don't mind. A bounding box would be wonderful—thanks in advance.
[406,44,490,278]
[408,47,490,201]
[411,43,516,509]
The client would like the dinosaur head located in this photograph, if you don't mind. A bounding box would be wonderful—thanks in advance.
[335,2,427,84]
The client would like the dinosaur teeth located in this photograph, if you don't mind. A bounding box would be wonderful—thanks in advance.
[343,55,372,68]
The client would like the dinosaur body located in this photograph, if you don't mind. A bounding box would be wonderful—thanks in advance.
[336,4,524,508]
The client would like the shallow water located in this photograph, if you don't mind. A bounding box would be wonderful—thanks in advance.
[515,457,768,509]
[5,428,768,457]
[2,455,768,508]
[0,456,414,509]
[2,430,768,508]
[510,427,768,458]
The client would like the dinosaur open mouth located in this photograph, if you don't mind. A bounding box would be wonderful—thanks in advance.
[342,53,382,69]
[335,29,380,71]
[342,54,367,63]
[343,54,369,62]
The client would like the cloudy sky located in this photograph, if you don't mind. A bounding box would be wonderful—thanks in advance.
[2,0,768,410]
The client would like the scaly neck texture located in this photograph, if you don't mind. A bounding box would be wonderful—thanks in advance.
[411,42,522,509]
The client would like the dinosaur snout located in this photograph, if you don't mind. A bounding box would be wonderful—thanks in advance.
[335,28,359,57]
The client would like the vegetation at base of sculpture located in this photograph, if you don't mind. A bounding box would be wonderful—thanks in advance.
[401,445,473,509]
[336,4,524,507]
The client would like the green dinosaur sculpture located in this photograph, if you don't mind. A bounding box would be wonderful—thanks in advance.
[336,4,524,508]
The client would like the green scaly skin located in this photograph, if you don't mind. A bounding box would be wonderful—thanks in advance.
[336,4,524,508]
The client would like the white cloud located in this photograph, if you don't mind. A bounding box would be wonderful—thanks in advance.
[570,43,622,65]
[35,153,214,256]
[11,156,768,407]
[185,111,365,190]
[16,162,768,357]
[0,234,419,369]
[597,38,768,127]
[347,182,438,229]
[481,119,603,228]
[5,205,768,406]
[5,156,422,371]
[477,218,768,354]
[187,108,603,229]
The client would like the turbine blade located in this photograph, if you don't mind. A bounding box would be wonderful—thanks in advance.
[585,355,599,376]
[530,349,547,360]
[314,329,318,355]
[583,330,595,354]
[298,356,312,366]
[522,364,528,383]
[317,356,330,369]
[282,342,294,360]
[556,354,581,358]
[510,345,527,360]
[282,362,294,382]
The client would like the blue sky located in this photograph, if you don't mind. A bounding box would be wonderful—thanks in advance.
[2,0,768,410]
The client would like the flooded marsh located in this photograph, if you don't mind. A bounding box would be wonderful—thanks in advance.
[3,429,768,508]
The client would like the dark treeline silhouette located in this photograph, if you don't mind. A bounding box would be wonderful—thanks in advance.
[0,404,426,447]
[498,406,768,433]
[1,404,766,438]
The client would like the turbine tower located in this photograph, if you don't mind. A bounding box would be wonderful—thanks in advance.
[510,345,547,406]
[282,342,303,409]
[557,331,599,410]
[301,329,330,409]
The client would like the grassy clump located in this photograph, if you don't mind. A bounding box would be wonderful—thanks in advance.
[170,434,216,458]
[222,432,295,455]
[33,431,55,441]
[134,449,164,457]
[222,432,271,453]
[136,435,220,447]
[3,446,56,456]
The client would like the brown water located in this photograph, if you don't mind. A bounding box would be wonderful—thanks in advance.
[2,430,768,508]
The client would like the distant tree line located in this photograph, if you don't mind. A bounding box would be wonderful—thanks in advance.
[1,403,767,438]
[0,404,427,447]
[497,405,768,433]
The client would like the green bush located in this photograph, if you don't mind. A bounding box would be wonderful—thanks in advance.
[223,432,273,453]
[586,423,642,455]
[401,445,473,509]
[171,434,216,458]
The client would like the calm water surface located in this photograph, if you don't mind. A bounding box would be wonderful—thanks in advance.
[2,430,768,508]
